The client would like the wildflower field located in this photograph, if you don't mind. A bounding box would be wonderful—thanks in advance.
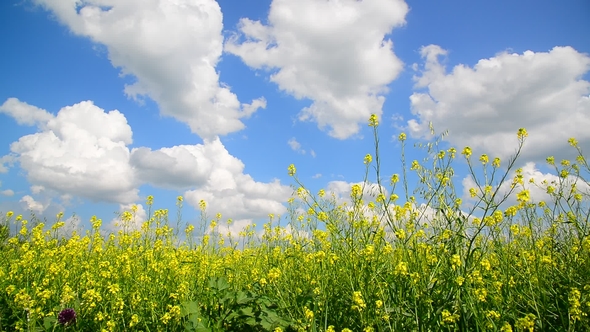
[1,116,589,331]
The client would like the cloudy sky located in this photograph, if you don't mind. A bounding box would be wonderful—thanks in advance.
[1,0,589,233]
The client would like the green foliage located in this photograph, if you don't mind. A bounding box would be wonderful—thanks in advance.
[182,277,294,331]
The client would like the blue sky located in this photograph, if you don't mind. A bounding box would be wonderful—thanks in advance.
[1,0,589,234]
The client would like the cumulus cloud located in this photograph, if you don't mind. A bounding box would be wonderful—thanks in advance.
[32,0,265,139]
[1,97,53,127]
[0,155,16,173]
[1,190,14,197]
[131,139,292,222]
[287,137,305,154]
[183,147,292,221]
[225,0,408,139]
[20,195,47,213]
[130,145,214,190]
[409,45,590,162]
[8,99,139,203]
[3,98,292,222]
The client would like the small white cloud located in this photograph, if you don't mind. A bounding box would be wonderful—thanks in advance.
[310,150,316,158]
[0,155,16,173]
[31,185,45,194]
[1,190,14,197]
[312,173,322,179]
[0,97,53,127]
[20,195,46,213]
[409,46,590,162]
[225,0,408,139]
[287,137,305,154]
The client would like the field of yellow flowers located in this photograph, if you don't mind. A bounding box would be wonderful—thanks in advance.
[1,116,589,331]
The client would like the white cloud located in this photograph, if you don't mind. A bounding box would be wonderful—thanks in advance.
[0,155,16,173]
[33,0,265,139]
[287,137,305,154]
[409,45,590,162]
[7,99,139,203]
[225,0,408,139]
[184,150,292,221]
[1,190,14,197]
[4,98,291,221]
[130,145,213,190]
[31,185,45,194]
[20,195,47,213]
[0,97,53,127]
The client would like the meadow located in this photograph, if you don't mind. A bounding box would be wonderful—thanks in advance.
[1,115,589,331]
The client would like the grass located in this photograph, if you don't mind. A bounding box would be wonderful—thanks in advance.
[1,115,589,331]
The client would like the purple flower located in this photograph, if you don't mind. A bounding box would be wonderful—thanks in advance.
[58,308,76,326]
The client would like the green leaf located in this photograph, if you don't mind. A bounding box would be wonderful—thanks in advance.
[43,316,57,330]
[184,317,211,332]
[181,301,201,317]
[236,291,250,304]
[215,277,230,291]
[240,306,255,317]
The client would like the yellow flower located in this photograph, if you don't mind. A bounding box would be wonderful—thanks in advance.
[462,147,472,158]
[129,314,140,327]
[146,195,154,206]
[510,224,520,236]
[517,128,528,140]
[479,154,489,164]
[368,114,379,127]
[390,174,399,184]
[448,147,456,158]
[486,310,501,320]
[516,190,530,203]
[351,184,362,198]
[398,132,406,141]
[451,254,461,270]
[500,322,513,332]
[492,157,501,168]
[352,291,366,310]
[304,306,314,320]
[456,276,465,286]
[515,313,536,332]
[364,154,373,164]
[395,261,408,275]
[288,164,296,176]
[441,309,459,325]
[568,137,578,147]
